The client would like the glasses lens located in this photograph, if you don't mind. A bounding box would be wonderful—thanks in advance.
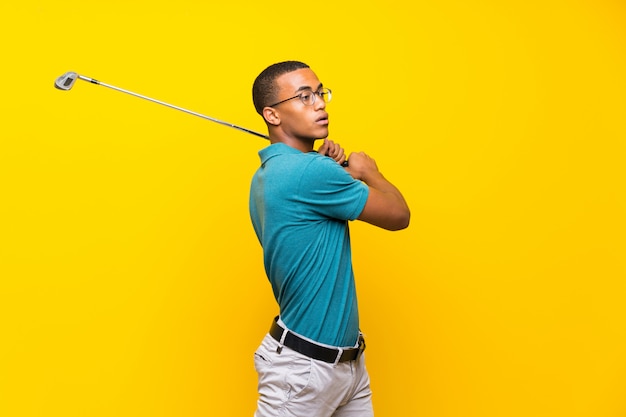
[298,89,332,105]
[321,88,332,103]
[299,91,314,105]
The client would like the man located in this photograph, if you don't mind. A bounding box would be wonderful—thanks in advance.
[249,61,410,417]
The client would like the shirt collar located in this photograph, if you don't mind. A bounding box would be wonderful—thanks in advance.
[258,143,304,164]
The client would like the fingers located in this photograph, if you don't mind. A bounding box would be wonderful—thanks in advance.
[319,139,346,166]
[343,151,379,180]
[317,138,330,156]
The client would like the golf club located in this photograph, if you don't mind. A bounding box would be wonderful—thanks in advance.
[54,71,348,166]
[54,71,269,139]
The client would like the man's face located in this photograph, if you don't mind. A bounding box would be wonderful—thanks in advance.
[271,68,329,141]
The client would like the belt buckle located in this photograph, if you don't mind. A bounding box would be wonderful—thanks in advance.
[332,347,344,367]
[357,335,366,359]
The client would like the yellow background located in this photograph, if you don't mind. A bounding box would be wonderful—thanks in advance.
[1,1,625,416]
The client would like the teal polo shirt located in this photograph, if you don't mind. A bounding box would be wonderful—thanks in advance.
[249,143,369,347]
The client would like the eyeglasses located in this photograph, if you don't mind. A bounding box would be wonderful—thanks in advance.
[268,88,332,108]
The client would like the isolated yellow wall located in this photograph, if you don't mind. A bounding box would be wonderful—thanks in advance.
[1,1,625,416]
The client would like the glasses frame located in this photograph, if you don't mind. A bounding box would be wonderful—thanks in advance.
[268,88,332,108]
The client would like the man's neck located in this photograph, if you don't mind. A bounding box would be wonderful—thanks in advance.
[269,134,316,153]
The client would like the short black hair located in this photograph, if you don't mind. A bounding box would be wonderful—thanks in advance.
[252,61,310,115]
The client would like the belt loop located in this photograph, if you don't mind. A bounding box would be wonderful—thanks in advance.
[332,347,343,367]
[277,328,288,355]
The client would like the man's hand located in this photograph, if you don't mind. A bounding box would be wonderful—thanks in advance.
[317,139,347,166]
[343,151,380,182]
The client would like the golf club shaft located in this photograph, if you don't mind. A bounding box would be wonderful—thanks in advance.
[75,74,269,139]
[57,72,349,165]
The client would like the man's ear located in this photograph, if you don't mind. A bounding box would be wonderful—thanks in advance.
[262,107,280,126]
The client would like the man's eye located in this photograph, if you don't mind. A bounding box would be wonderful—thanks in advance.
[300,92,312,100]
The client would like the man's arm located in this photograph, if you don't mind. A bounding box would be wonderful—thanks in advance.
[345,151,410,231]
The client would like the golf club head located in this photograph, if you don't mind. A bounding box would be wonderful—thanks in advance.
[55,72,78,90]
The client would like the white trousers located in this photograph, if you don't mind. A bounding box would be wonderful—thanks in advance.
[253,332,374,417]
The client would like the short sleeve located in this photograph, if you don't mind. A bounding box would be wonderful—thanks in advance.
[297,156,369,221]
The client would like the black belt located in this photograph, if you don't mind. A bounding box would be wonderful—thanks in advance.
[269,316,365,364]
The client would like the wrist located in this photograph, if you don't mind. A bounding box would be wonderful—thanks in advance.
[361,170,385,185]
